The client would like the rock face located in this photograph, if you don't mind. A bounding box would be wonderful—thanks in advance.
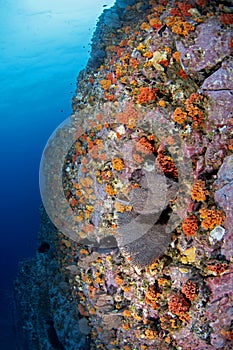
[15,1,233,349]
[215,155,233,260]
[176,18,232,79]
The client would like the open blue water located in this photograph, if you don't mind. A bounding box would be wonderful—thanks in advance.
[0,1,114,348]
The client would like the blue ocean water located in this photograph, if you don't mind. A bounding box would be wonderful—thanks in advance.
[0,0,114,348]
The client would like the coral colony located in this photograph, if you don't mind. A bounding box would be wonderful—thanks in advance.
[15,1,233,349]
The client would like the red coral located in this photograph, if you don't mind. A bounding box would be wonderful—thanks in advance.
[168,294,190,316]
[195,0,206,7]
[177,68,188,79]
[220,14,233,25]
[182,280,198,301]
[177,2,193,17]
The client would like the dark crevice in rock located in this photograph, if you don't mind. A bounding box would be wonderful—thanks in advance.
[155,205,172,226]
[47,320,65,350]
[194,60,223,85]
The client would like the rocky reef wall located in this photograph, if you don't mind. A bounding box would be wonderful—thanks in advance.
[15,1,233,349]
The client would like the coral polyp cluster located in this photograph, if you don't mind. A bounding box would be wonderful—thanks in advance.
[182,214,199,236]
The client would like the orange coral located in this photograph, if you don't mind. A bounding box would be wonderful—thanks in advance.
[114,201,132,213]
[133,152,144,163]
[184,93,205,128]
[143,51,154,59]
[182,214,199,236]
[149,17,162,30]
[195,0,206,6]
[145,329,157,340]
[158,99,166,107]
[100,79,112,90]
[78,303,89,317]
[104,92,114,101]
[106,184,117,196]
[112,157,124,171]
[156,151,178,179]
[191,180,209,202]
[115,275,124,285]
[207,262,228,276]
[136,136,155,155]
[145,285,160,302]
[137,87,157,104]
[182,280,197,301]
[123,309,132,318]
[129,58,138,69]
[199,207,225,230]
[168,294,190,316]
[173,107,187,124]
[115,103,139,124]
[140,21,151,30]
[173,51,181,62]
[166,16,195,36]
[221,328,233,341]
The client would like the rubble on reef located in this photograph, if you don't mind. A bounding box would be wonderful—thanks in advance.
[15,0,233,349]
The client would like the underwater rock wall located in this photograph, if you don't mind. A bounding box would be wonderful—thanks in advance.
[15,1,233,349]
